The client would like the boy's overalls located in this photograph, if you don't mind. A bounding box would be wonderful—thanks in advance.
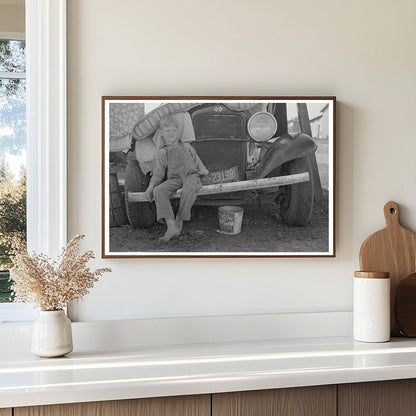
[152,143,204,222]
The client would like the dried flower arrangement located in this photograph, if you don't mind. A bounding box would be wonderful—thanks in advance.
[10,234,111,311]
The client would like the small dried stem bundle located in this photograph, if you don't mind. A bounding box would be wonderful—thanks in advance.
[10,235,111,311]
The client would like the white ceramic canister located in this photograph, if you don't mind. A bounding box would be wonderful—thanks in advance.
[353,271,390,343]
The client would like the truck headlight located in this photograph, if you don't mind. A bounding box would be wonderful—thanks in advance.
[247,111,278,142]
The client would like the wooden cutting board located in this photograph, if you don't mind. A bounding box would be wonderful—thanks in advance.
[359,201,416,336]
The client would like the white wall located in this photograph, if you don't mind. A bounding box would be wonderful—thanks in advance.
[67,0,416,322]
[0,3,24,33]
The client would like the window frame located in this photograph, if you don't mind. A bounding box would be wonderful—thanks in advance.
[26,0,67,257]
[0,0,67,323]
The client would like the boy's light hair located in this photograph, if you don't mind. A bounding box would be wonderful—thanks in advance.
[159,115,179,129]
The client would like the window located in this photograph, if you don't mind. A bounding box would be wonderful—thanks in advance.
[0,36,26,301]
[0,38,26,272]
[0,32,35,322]
[0,0,67,324]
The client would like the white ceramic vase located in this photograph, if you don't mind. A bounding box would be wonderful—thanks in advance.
[31,310,73,357]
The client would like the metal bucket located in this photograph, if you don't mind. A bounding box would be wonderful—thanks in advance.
[218,206,244,235]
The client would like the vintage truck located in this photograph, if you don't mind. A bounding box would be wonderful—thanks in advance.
[122,101,322,229]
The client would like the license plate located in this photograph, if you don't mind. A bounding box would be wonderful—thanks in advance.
[203,166,239,185]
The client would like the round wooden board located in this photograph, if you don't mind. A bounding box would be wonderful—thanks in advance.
[395,272,416,337]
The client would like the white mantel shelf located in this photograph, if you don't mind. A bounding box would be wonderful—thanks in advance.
[2,335,416,409]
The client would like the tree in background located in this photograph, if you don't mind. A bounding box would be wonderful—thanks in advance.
[0,160,26,269]
[0,39,27,302]
[0,160,26,302]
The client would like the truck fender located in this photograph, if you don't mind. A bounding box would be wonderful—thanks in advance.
[257,133,317,179]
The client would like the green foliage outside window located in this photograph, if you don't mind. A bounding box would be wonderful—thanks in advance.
[0,270,12,302]
[0,38,26,303]
[0,162,26,302]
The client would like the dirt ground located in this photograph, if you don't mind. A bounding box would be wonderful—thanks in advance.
[109,139,330,254]
[109,190,329,254]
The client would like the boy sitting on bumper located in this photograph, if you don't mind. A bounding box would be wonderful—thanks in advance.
[144,115,209,242]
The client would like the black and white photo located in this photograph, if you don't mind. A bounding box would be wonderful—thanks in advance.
[102,97,335,257]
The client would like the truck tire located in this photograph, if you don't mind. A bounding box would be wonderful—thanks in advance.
[124,155,156,228]
[279,156,314,226]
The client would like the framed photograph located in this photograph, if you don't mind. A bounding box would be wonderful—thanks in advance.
[102,96,335,258]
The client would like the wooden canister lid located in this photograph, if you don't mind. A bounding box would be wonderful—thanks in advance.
[354,271,390,279]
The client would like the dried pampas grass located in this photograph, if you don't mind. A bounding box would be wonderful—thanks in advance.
[10,234,111,311]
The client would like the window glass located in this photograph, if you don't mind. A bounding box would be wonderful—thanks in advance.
[0,38,27,304]
[0,39,26,72]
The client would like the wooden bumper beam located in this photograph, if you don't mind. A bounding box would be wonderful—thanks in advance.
[128,172,309,203]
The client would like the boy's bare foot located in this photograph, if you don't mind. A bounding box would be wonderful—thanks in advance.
[175,217,183,233]
[159,222,180,242]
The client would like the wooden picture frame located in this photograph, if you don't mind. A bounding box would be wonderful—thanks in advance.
[102,96,336,258]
